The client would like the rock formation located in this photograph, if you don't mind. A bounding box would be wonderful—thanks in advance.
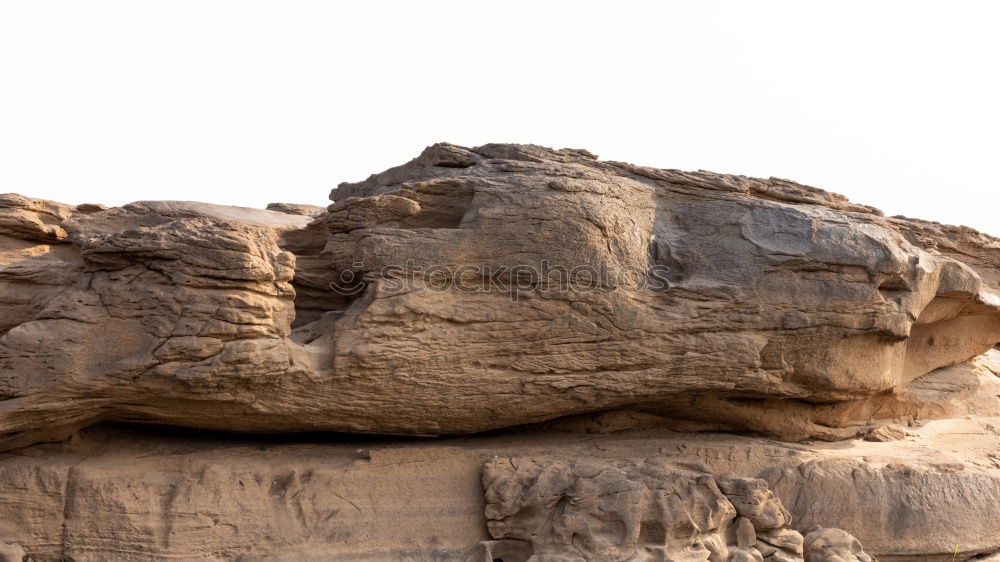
[483,456,738,561]
[481,455,815,562]
[0,143,998,560]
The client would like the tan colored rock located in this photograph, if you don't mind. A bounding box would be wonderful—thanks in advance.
[864,424,907,442]
[635,348,1000,441]
[0,193,75,242]
[757,541,779,558]
[718,476,792,530]
[803,527,872,562]
[1,144,999,448]
[0,415,997,560]
[265,202,326,217]
[759,529,804,555]
[732,516,759,550]
[770,551,803,562]
[0,542,25,562]
[731,548,766,562]
[0,199,311,449]
[1,145,999,561]
[478,453,877,562]
[482,455,736,561]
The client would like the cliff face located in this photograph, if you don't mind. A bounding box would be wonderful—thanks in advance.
[0,144,999,561]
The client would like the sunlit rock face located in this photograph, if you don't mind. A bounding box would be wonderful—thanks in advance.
[1,145,1000,561]
[480,455,878,562]
[1,144,999,450]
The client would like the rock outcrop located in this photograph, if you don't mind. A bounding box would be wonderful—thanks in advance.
[1,413,997,561]
[482,456,738,561]
[1,144,999,449]
[0,143,998,560]
[481,455,818,562]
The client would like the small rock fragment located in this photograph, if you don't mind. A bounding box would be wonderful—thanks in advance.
[803,527,872,562]
[865,425,908,442]
[759,528,804,555]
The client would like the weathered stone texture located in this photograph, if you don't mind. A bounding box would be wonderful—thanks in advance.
[0,144,998,560]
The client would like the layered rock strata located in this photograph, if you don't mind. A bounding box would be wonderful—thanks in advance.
[0,144,998,560]
[1,144,998,448]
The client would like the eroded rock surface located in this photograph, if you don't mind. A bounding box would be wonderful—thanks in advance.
[483,456,737,561]
[0,199,310,449]
[2,415,997,561]
[1,144,998,448]
[803,528,872,562]
[0,144,998,560]
[480,455,833,562]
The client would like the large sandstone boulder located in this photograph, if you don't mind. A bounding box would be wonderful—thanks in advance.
[1,144,999,449]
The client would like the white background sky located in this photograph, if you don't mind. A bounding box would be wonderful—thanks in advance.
[1,1,997,235]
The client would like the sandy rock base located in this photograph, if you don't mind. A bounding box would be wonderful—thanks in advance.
[1,416,998,561]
